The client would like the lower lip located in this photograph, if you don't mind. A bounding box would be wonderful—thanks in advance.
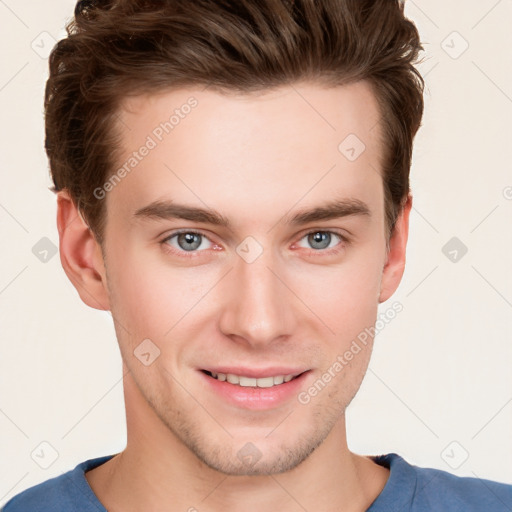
[198,370,311,410]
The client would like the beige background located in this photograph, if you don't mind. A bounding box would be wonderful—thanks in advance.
[1,0,511,505]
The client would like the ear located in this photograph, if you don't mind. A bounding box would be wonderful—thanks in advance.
[379,194,412,303]
[56,189,110,311]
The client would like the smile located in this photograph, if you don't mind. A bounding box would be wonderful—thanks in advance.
[203,370,301,388]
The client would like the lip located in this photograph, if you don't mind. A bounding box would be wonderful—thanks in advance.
[200,366,308,379]
[198,368,311,410]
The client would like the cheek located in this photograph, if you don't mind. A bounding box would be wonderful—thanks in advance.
[106,248,216,344]
[292,251,383,337]
[105,250,173,336]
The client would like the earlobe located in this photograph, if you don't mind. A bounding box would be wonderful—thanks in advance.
[378,194,412,303]
[56,190,110,311]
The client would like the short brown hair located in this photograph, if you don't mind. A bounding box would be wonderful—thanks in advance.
[45,0,424,245]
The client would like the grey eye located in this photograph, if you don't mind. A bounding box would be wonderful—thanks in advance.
[163,231,213,253]
[176,232,203,251]
[307,231,333,250]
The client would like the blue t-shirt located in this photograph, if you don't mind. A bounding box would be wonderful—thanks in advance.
[2,452,511,511]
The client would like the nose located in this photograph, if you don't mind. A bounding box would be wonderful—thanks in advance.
[218,247,297,349]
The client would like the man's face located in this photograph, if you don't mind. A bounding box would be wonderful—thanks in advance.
[95,81,403,475]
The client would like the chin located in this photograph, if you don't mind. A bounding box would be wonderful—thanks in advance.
[194,441,317,476]
[177,417,336,477]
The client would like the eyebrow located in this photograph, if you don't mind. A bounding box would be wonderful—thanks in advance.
[133,197,371,228]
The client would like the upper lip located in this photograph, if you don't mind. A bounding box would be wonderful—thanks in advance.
[201,367,309,378]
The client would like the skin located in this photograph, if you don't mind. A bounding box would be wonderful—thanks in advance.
[57,80,411,512]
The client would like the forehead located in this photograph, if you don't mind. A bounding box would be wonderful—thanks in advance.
[107,81,384,227]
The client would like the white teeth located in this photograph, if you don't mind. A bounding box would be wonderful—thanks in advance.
[256,376,276,388]
[239,376,257,386]
[226,373,239,384]
[209,372,298,387]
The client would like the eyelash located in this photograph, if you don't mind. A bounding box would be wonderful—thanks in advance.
[160,229,349,259]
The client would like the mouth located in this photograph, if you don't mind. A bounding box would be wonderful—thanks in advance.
[201,369,305,388]
[199,368,312,410]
